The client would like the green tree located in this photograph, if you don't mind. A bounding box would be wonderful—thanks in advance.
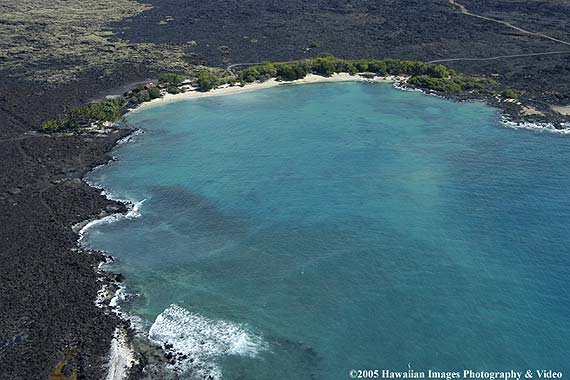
[136,90,151,103]
[257,62,277,77]
[367,60,387,75]
[167,86,181,94]
[275,63,307,81]
[159,73,186,86]
[241,67,260,83]
[148,87,162,99]
[310,57,336,76]
[354,61,369,72]
[41,120,59,131]
[196,71,217,91]
[501,88,522,99]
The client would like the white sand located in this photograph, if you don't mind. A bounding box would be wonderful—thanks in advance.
[106,326,137,380]
[133,73,401,111]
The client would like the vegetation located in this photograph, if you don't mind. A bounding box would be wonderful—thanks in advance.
[238,55,457,84]
[40,120,61,132]
[233,55,507,95]
[38,72,197,132]
[167,86,181,94]
[1,0,193,83]
[407,75,497,93]
[70,98,121,123]
[49,350,78,380]
[148,87,162,99]
[39,55,515,133]
[195,70,219,92]
[41,99,122,132]
[131,89,151,104]
[501,88,522,100]
[159,73,186,86]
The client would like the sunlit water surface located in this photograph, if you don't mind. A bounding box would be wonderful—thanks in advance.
[84,82,570,379]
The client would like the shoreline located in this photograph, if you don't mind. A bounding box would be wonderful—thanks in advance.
[129,72,570,135]
[3,2,570,377]
[133,73,401,111]
[75,129,147,380]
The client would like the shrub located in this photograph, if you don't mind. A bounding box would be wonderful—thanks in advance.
[148,87,162,99]
[408,75,496,93]
[354,61,369,72]
[238,56,458,83]
[501,88,522,99]
[241,67,260,83]
[39,96,127,133]
[310,57,336,76]
[159,73,185,86]
[167,86,181,94]
[275,63,307,81]
[41,120,60,131]
[408,75,462,92]
[196,71,217,91]
[136,90,151,103]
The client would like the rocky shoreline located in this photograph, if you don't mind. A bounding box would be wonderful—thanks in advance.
[0,65,567,380]
[2,0,570,377]
[0,66,165,379]
[0,126,133,379]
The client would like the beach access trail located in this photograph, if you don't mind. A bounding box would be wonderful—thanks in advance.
[448,0,570,47]
[426,0,570,64]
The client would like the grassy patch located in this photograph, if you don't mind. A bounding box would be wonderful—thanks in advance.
[49,350,78,380]
[0,0,192,83]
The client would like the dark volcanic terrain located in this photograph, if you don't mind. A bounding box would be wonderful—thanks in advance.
[111,0,570,105]
[0,0,569,379]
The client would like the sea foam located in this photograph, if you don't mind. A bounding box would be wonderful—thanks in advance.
[78,199,146,243]
[148,304,266,379]
[501,118,570,135]
[117,128,144,145]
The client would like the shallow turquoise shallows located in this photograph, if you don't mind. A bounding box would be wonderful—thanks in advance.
[84,82,570,379]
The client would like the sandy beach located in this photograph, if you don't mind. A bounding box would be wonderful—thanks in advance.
[134,73,401,111]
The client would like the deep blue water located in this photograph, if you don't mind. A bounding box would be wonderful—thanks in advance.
[84,82,570,379]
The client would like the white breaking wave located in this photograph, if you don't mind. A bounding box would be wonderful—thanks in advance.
[79,127,146,380]
[393,82,421,92]
[393,82,445,99]
[106,284,146,330]
[149,304,267,379]
[501,118,570,135]
[77,199,146,243]
[126,198,145,218]
[117,128,144,145]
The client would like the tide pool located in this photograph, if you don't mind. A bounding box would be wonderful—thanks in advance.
[84,82,570,379]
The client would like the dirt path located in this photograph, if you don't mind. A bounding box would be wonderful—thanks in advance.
[448,0,570,47]
[226,62,261,75]
[428,50,570,64]
[0,133,48,143]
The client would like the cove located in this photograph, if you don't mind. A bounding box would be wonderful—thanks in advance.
[84,82,570,379]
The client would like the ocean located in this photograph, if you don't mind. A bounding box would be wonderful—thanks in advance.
[83,82,570,379]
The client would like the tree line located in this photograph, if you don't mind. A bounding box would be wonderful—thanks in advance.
[40,55,520,132]
[238,55,455,83]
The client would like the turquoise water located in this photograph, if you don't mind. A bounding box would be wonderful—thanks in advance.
[84,82,570,379]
